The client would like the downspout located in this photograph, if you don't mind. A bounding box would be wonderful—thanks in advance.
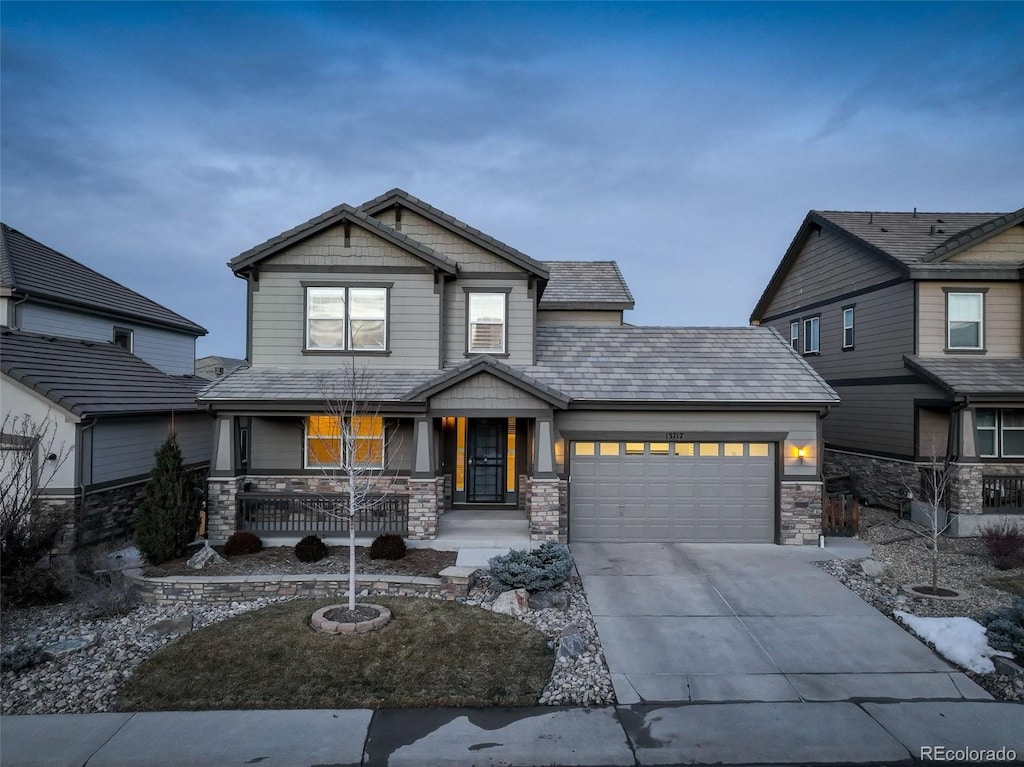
[77,417,98,541]
[11,293,30,328]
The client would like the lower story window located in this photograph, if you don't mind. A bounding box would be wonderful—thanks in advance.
[976,409,1024,458]
[305,415,385,469]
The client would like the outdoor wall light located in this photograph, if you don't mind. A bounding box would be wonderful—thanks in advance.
[796,446,807,464]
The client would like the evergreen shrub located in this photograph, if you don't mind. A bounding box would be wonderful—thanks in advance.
[488,541,573,592]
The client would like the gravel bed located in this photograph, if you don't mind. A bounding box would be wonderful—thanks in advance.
[818,506,1024,702]
[2,567,613,714]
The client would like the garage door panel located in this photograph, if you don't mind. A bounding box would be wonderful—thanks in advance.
[570,441,775,543]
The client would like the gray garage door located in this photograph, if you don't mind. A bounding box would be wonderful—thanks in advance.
[569,440,775,543]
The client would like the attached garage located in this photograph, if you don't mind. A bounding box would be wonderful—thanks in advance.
[569,440,776,543]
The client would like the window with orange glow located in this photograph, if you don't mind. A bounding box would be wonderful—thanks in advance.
[305,415,384,469]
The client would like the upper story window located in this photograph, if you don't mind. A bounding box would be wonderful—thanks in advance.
[946,291,984,351]
[977,409,1024,458]
[305,415,385,469]
[790,321,799,350]
[305,286,388,352]
[802,316,819,355]
[112,327,133,352]
[467,291,507,354]
[842,306,855,349]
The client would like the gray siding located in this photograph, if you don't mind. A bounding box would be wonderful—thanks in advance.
[763,226,904,318]
[823,382,942,458]
[249,234,442,368]
[376,209,519,272]
[917,280,1022,357]
[18,301,197,374]
[443,279,535,365]
[764,281,915,379]
[89,412,211,485]
[536,310,623,327]
[429,372,549,411]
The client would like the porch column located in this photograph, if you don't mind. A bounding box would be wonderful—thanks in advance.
[207,416,241,542]
[533,418,557,478]
[528,418,564,542]
[411,418,433,478]
[408,417,440,539]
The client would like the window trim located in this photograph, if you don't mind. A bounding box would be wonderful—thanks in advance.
[790,321,799,351]
[112,326,134,353]
[944,288,987,353]
[301,282,392,355]
[842,305,855,350]
[975,408,1024,459]
[463,287,511,357]
[802,315,820,355]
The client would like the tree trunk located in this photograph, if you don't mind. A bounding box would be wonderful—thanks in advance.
[348,473,357,611]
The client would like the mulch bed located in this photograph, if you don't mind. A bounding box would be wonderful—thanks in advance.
[143,545,457,578]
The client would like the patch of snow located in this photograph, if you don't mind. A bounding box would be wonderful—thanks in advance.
[894,611,1013,674]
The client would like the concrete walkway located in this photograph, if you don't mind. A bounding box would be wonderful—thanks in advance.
[573,541,995,706]
[3,702,1023,766]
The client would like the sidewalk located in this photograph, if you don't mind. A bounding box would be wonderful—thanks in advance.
[3,701,1023,766]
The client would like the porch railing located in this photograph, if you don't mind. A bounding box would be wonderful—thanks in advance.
[236,492,409,536]
[982,476,1024,514]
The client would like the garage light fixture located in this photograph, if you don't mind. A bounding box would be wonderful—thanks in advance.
[796,446,807,464]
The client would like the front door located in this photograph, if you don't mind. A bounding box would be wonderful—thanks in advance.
[467,418,505,503]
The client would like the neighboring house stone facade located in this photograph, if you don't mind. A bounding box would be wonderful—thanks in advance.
[0,224,211,549]
[751,207,1024,535]
[201,189,837,546]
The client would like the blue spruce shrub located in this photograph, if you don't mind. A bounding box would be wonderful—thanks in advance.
[981,597,1024,660]
[488,541,573,592]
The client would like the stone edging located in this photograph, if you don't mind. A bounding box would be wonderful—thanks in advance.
[126,566,478,605]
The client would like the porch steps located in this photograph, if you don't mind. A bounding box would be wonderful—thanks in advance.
[405,509,532,554]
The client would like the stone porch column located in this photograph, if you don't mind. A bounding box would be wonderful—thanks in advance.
[528,418,564,541]
[778,481,823,545]
[407,477,442,540]
[206,415,241,542]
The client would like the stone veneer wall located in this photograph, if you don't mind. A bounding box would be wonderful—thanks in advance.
[407,476,443,540]
[206,477,243,541]
[527,477,566,542]
[779,481,823,545]
[949,462,1022,517]
[36,496,79,555]
[824,449,920,512]
[128,567,477,605]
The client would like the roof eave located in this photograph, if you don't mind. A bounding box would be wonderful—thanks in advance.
[538,302,634,312]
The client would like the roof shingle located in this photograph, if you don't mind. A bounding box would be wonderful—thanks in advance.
[904,355,1024,398]
[539,261,634,310]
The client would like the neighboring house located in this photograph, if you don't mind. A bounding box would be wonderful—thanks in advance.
[200,189,837,546]
[751,208,1024,534]
[196,355,250,381]
[0,224,211,547]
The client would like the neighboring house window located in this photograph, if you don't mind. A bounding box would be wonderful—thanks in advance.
[467,292,506,354]
[215,366,225,377]
[112,327,133,352]
[976,409,1024,458]
[790,321,799,350]
[305,286,388,352]
[842,306,855,349]
[947,291,984,350]
[305,415,385,469]
[802,316,819,354]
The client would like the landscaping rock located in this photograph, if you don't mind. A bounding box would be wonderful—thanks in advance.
[556,625,586,659]
[144,615,194,636]
[43,635,96,659]
[528,590,568,611]
[187,544,226,570]
[859,558,886,578]
[491,588,530,617]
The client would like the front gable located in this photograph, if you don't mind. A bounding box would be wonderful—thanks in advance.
[428,371,555,412]
[255,221,433,271]
[943,223,1024,265]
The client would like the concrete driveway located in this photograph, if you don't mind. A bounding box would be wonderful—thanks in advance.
[573,542,993,704]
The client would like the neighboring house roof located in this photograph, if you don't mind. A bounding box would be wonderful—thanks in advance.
[0,223,207,335]
[200,326,837,408]
[195,355,250,381]
[359,189,549,279]
[228,204,459,275]
[904,355,1024,399]
[751,207,1023,321]
[538,261,635,311]
[1,329,202,417]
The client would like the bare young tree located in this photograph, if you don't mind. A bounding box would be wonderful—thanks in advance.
[309,365,404,611]
[903,446,957,595]
[1,412,73,577]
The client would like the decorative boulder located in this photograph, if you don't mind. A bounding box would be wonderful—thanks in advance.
[556,625,586,659]
[187,543,226,570]
[491,588,530,617]
[528,590,569,611]
[145,615,194,636]
[859,558,886,578]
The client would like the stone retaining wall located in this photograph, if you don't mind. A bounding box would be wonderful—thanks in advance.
[127,565,478,606]
[824,449,920,511]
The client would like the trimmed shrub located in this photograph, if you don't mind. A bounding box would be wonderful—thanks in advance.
[135,434,203,565]
[223,531,262,557]
[489,541,573,592]
[0,566,65,608]
[981,597,1024,661]
[295,535,329,563]
[369,533,407,561]
[980,520,1024,570]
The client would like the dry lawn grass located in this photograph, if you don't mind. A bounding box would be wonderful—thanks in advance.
[985,574,1024,598]
[118,597,553,711]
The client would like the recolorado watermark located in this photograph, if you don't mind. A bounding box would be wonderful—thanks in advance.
[921,745,1017,762]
